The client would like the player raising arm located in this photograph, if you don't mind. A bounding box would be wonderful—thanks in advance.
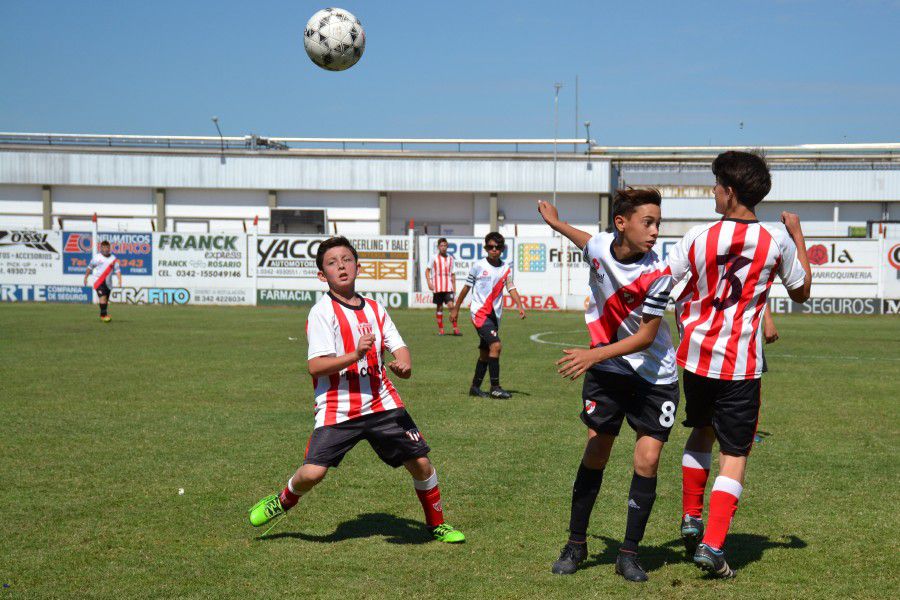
[539,191,678,583]
[669,151,811,579]
[449,232,525,399]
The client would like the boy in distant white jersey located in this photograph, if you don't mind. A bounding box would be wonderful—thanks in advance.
[449,232,525,399]
[247,236,464,544]
[83,240,122,322]
[538,190,677,583]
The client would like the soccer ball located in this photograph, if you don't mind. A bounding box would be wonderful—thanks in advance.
[303,7,365,71]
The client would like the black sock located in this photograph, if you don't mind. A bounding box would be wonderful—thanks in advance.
[100,303,108,317]
[569,463,604,543]
[487,357,500,387]
[472,360,488,387]
[622,472,657,552]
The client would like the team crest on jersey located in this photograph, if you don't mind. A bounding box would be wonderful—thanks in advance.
[405,429,423,443]
[357,322,374,336]
[585,400,597,414]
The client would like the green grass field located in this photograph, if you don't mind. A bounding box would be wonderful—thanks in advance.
[1,304,898,599]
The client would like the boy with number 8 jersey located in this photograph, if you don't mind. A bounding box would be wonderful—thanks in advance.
[248,236,465,544]
[539,190,679,583]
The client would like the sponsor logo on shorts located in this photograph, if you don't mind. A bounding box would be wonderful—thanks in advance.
[405,429,422,443]
[585,400,597,414]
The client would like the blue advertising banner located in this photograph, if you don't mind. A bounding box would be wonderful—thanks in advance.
[0,284,92,303]
[62,232,153,276]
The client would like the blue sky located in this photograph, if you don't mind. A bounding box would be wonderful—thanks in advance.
[1,0,898,145]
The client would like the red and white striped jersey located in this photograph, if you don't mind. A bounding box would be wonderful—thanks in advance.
[87,253,120,289]
[306,293,406,428]
[583,232,677,384]
[427,253,455,293]
[465,258,515,326]
[668,219,806,380]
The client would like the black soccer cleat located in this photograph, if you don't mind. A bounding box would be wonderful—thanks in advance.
[551,541,587,575]
[468,385,489,398]
[615,550,648,582]
[489,386,512,399]
[693,543,735,579]
[680,514,704,558]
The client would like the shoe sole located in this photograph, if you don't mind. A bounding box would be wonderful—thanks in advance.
[693,555,735,579]
[551,565,577,575]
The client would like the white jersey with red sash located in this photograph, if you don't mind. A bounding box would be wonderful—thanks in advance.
[88,253,120,289]
[583,232,677,384]
[306,293,406,428]
[428,253,455,293]
[465,258,515,326]
[667,218,806,380]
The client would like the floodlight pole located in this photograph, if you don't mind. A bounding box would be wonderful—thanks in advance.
[212,116,225,164]
[553,82,562,207]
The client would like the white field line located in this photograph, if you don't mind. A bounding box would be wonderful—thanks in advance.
[529,331,900,362]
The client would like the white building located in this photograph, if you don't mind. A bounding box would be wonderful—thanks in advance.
[1,134,898,238]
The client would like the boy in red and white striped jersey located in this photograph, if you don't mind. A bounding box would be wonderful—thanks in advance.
[83,240,122,323]
[425,237,461,335]
[668,151,811,577]
[248,236,465,544]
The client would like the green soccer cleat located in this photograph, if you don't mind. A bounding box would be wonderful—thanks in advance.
[430,523,465,543]
[248,493,286,527]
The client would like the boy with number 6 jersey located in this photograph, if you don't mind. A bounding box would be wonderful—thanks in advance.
[248,236,465,544]
[538,190,678,583]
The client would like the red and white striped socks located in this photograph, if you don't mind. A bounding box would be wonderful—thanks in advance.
[703,476,743,550]
[413,468,444,527]
[681,450,711,518]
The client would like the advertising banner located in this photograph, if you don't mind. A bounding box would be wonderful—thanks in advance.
[0,283,92,303]
[882,240,900,299]
[0,230,62,283]
[768,296,883,315]
[154,233,249,288]
[62,232,153,276]
[257,288,408,308]
[254,235,410,292]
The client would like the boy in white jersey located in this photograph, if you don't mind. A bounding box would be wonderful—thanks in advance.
[83,240,122,322]
[668,151,811,578]
[248,236,465,544]
[539,190,678,583]
[425,237,461,336]
[449,232,525,399]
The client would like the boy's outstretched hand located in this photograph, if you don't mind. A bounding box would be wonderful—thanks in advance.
[388,360,411,379]
[556,347,597,380]
[537,200,559,226]
[781,211,802,235]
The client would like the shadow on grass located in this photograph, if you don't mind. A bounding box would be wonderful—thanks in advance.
[257,511,431,545]
[582,533,807,573]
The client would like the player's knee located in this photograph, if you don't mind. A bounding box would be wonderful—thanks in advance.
[405,456,433,480]
[299,464,328,485]
[634,449,661,476]
[489,341,501,355]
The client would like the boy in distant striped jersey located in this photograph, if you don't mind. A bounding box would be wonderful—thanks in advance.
[425,237,461,335]
[669,151,811,578]
[83,240,121,322]
[248,236,465,543]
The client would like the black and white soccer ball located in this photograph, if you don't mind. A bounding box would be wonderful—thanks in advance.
[303,8,365,72]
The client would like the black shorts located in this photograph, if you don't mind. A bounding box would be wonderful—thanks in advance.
[581,369,680,442]
[95,282,110,298]
[474,312,501,349]
[303,408,431,469]
[682,370,761,456]
[433,291,455,306]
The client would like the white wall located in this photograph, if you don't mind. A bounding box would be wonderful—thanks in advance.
[389,192,474,235]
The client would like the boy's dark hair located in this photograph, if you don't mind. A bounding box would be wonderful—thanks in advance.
[612,188,662,217]
[315,236,358,271]
[712,151,771,208]
[484,231,505,247]
[99,240,110,247]
[437,237,448,245]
